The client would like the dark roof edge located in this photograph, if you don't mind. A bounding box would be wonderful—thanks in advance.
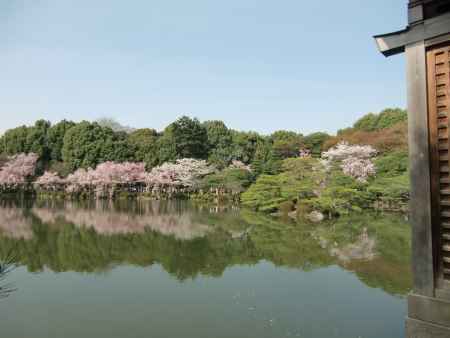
[373,27,410,39]
[380,46,406,57]
[374,28,409,57]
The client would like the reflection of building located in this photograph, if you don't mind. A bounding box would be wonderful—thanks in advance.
[374,1,450,336]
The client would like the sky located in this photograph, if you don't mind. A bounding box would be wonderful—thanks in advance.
[0,0,407,135]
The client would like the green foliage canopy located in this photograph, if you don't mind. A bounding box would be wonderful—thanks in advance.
[158,116,208,163]
[203,120,234,168]
[62,121,134,170]
[353,108,407,132]
[128,128,160,168]
[230,131,264,164]
[303,132,330,156]
[200,168,253,193]
[47,120,76,162]
[270,130,304,159]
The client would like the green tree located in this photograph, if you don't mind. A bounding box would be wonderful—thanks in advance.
[353,108,407,132]
[200,168,253,193]
[270,130,300,142]
[203,120,233,168]
[1,125,29,155]
[374,151,409,178]
[230,131,264,164]
[353,113,379,131]
[62,121,134,170]
[251,140,281,176]
[158,116,208,163]
[0,120,51,160]
[128,128,160,168]
[26,120,51,159]
[104,130,135,163]
[303,132,330,156]
[376,108,407,130]
[47,120,76,162]
[270,130,303,159]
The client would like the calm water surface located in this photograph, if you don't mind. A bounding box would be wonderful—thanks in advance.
[0,199,411,338]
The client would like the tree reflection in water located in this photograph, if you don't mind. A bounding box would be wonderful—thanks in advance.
[0,252,17,299]
[0,198,412,296]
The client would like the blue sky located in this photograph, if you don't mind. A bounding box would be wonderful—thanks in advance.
[0,0,407,135]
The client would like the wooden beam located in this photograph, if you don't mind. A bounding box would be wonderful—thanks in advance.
[374,11,450,57]
[406,40,435,297]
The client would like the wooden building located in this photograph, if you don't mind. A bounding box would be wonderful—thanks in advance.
[374,0,450,336]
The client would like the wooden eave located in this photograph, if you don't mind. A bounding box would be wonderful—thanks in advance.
[374,11,450,57]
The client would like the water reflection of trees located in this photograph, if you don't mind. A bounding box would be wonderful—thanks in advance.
[31,203,211,239]
[0,252,17,299]
[0,205,33,240]
[0,199,412,295]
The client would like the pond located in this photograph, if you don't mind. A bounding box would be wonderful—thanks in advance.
[0,199,411,338]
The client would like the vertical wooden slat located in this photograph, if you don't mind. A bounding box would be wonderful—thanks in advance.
[427,47,442,285]
[427,42,450,288]
[443,46,449,285]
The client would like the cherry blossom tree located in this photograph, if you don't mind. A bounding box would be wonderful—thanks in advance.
[321,142,377,182]
[33,158,214,196]
[0,153,39,189]
[66,168,97,193]
[146,159,214,188]
[93,162,147,184]
[321,142,377,162]
[86,162,147,197]
[35,171,66,191]
[341,158,376,183]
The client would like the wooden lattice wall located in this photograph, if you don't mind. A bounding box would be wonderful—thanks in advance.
[427,42,450,288]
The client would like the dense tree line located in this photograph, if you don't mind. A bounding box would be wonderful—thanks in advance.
[0,116,331,176]
[325,108,408,153]
[0,108,410,220]
[335,108,407,136]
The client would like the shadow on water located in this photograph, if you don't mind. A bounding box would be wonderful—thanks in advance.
[0,198,412,296]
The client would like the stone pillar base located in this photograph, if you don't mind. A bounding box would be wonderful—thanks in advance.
[406,318,450,337]
[406,293,450,337]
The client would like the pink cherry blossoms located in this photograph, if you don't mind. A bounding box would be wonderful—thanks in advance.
[31,203,212,239]
[341,158,376,183]
[145,159,214,188]
[64,162,147,195]
[35,171,66,191]
[34,158,215,196]
[93,162,147,184]
[0,153,38,189]
[321,142,377,182]
[322,142,377,162]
